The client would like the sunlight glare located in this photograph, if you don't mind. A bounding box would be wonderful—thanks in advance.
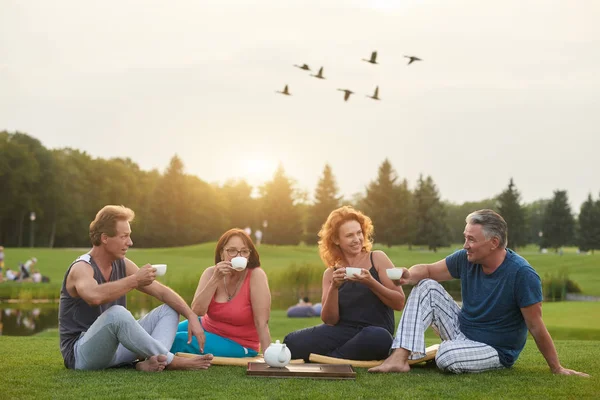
[241,158,277,183]
[364,0,407,11]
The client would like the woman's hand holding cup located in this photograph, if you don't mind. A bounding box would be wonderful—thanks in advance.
[331,267,346,288]
[347,267,374,286]
[212,261,233,280]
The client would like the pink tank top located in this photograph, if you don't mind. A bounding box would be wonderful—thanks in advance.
[201,267,259,351]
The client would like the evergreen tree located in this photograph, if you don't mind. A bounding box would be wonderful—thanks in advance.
[496,178,527,249]
[444,198,498,243]
[306,164,342,244]
[0,132,40,246]
[363,159,405,247]
[524,199,550,246]
[578,193,600,253]
[541,190,575,251]
[413,175,450,252]
[220,179,258,230]
[395,178,415,246]
[150,155,186,246]
[259,165,302,245]
[149,156,227,247]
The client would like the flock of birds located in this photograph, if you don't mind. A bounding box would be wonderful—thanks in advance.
[276,51,422,102]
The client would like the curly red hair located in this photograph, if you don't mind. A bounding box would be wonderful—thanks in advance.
[317,206,374,268]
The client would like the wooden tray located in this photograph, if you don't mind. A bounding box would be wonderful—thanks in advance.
[247,362,356,380]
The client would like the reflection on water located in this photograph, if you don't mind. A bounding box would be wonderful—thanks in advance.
[0,307,58,336]
[0,305,150,336]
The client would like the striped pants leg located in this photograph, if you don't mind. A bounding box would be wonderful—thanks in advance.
[393,279,504,374]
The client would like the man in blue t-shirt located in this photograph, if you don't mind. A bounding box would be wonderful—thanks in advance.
[370,209,588,377]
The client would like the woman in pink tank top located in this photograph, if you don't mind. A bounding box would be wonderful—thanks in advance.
[170,229,272,357]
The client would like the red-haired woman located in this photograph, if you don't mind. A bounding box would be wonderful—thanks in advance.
[284,206,405,361]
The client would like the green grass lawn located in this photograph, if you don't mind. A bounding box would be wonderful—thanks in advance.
[2,245,599,398]
[0,310,598,400]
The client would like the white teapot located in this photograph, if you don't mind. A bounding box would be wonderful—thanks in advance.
[263,340,291,368]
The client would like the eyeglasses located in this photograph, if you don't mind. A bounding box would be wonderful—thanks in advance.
[225,247,251,258]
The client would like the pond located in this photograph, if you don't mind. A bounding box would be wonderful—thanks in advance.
[0,304,152,336]
[1,289,464,336]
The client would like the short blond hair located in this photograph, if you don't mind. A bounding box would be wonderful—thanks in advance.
[318,206,374,268]
[89,205,135,246]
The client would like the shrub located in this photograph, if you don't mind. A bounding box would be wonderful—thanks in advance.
[269,262,324,309]
[543,269,581,301]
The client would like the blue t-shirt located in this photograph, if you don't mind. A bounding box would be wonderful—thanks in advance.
[445,249,543,367]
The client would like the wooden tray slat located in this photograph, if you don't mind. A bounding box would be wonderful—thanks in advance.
[308,343,440,368]
[174,353,304,366]
[247,362,356,380]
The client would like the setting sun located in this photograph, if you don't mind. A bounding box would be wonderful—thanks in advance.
[241,157,277,182]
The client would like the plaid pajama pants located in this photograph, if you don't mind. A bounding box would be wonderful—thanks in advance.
[393,279,504,374]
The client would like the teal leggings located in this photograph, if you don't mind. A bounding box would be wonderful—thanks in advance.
[170,319,258,358]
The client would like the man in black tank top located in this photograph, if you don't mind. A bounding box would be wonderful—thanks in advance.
[59,205,213,371]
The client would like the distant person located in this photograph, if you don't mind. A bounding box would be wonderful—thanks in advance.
[244,226,252,236]
[5,268,17,281]
[0,246,4,283]
[20,257,37,281]
[254,229,263,246]
[287,297,318,318]
[301,296,312,306]
[312,302,322,316]
[32,269,42,283]
[369,209,589,377]
[59,205,213,372]
[284,206,406,362]
[0,245,5,275]
[171,228,272,357]
[24,257,37,273]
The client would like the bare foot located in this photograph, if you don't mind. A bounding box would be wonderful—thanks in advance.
[136,355,168,372]
[167,354,213,370]
[368,349,411,373]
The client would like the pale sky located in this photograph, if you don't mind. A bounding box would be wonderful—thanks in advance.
[2,0,599,210]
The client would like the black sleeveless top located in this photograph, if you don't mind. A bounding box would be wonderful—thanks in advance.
[337,252,394,334]
[59,253,127,369]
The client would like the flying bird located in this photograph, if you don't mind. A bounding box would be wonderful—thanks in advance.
[310,66,326,79]
[276,84,291,96]
[362,51,378,64]
[293,63,311,71]
[404,55,422,65]
[367,86,380,100]
[337,89,354,102]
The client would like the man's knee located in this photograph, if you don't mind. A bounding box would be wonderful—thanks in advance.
[435,342,463,374]
[155,304,178,320]
[104,305,135,325]
[415,278,443,291]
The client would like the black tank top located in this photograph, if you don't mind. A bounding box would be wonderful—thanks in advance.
[59,253,127,369]
[337,252,394,334]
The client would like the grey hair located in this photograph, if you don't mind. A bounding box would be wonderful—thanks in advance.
[465,209,508,249]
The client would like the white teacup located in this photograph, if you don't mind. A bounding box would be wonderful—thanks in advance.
[345,267,362,278]
[386,268,405,280]
[152,264,167,276]
[231,256,248,271]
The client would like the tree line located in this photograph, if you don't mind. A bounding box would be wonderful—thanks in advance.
[2,131,600,252]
